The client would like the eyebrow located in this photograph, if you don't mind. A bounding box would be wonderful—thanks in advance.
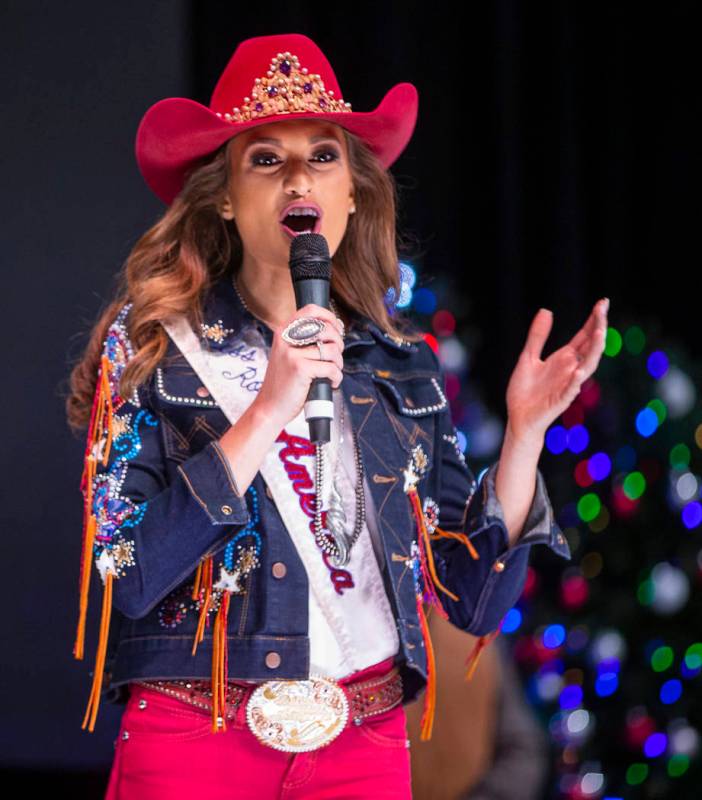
[243,135,339,151]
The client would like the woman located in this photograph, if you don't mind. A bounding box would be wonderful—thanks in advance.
[66,33,607,799]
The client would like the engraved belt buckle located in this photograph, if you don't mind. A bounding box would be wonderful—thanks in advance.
[245,675,350,753]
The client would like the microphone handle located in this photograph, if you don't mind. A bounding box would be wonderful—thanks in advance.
[293,278,332,444]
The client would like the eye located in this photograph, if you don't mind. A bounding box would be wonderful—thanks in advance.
[312,147,341,163]
[250,151,280,167]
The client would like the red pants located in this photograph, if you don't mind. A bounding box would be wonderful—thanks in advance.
[105,656,413,799]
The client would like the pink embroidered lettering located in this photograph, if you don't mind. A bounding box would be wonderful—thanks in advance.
[276,429,355,593]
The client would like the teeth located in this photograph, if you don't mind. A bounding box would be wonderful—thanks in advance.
[284,207,319,217]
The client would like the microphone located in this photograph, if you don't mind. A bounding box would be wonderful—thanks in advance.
[289,232,334,444]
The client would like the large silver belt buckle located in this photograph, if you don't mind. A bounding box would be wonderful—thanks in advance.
[245,675,350,753]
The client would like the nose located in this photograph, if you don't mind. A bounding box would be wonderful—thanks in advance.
[282,156,313,196]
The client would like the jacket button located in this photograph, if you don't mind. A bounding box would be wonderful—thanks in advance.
[265,652,281,669]
[221,505,233,515]
[272,562,287,579]
[196,386,211,397]
[493,559,506,572]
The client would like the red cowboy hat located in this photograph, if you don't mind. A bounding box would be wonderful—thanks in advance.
[135,32,419,206]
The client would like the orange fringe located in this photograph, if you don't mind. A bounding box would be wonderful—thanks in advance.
[407,486,453,741]
[192,556,214,655]
[211,592,231,733]
[74,354,114,662]
[429,525,480,561]
[406,484,493,741]
[191,553,234,733]
[407,487,457,602]
[464,627,502,681]
[192,555,232,733]
[416,599,436,740]
[191,560,203,600]
[81,570,113,732]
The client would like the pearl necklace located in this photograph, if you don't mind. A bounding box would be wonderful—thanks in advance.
[231,271,365,567]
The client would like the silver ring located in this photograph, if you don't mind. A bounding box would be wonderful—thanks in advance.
[316,341,324,361]
[281,316,326,347]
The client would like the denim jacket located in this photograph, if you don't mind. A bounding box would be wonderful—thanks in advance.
[76,267,571,720]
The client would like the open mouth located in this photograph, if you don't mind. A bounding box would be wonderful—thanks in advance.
[280,211,322,238]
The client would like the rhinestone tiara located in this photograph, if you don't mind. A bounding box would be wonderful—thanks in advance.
[215,51,353,124]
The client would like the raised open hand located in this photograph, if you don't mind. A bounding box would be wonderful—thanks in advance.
[504,297,609,442]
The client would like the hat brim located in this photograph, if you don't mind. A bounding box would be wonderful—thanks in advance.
[135,82,418,205]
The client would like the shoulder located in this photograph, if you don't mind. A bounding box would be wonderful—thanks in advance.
[351,314,440,374]
[102,301,135,359]
[414,337,441,372]
[100,301,141,407]
[359,318,439,373]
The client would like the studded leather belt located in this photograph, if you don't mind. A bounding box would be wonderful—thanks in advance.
[134,665,403,749]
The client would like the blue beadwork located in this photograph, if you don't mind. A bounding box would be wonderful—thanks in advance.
[410,539,422,598]
[92,409,158,578]
[222,484,263,576]
[113,409,158,460]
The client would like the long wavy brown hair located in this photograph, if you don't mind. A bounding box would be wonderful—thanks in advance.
[65,126,427,436]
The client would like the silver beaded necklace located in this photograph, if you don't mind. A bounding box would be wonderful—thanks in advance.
[232,272,366,568]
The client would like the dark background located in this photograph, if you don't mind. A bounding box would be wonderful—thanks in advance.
[2,0,699,788]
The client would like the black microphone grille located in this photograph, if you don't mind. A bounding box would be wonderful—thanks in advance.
[289,232,331,280]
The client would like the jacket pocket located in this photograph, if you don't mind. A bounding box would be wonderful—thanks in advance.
[153,360,231,463]
[154,359,221,408]
[370,369,447,468]
[370,369,448,419]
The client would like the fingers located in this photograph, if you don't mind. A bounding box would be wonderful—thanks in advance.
[316,321,345,350]
[564,301,608,404]
[522,308,554,360]
[570,298,608,353]
[304,339,344,372]
[573,298,608,373]
[302,354,344,388]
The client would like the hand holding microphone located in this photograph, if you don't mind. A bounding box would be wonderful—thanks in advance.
[252,232,343,443]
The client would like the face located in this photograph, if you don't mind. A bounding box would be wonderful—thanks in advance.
[219,119,355,269]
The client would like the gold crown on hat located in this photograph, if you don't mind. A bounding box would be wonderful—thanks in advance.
[215,51,353,124]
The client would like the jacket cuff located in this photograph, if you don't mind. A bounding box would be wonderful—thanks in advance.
[177,440,250,526]
[465,461,571,560]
